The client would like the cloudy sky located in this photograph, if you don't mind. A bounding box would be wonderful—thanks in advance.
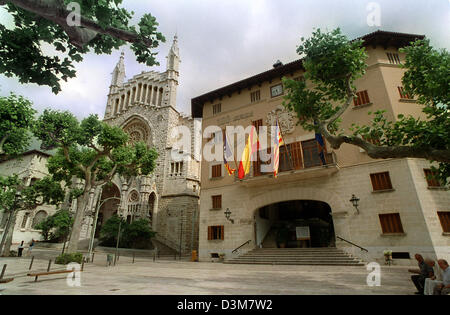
[0,0,449,118]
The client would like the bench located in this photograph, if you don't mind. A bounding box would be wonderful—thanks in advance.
[27,269,81,282]
[0,278,14,284]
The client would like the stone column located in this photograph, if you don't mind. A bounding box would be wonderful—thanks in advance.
[156,87,162,106]
[143,84,148,104]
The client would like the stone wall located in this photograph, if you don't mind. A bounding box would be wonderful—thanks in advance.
[199,158,450,266]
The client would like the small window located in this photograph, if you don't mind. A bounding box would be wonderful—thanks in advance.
[170,162,183,176]
[213,103,222,115]
[353,90,371,107]
[370,172,393,191]
[398,86,412,99]
[379,213,404,234]
[211,164,222,178]
[21,213,30,229]
[424,169,441,187]
[212,195,222,209]
[386,52,401,64]
[208,225,224,240]
[250,90,261,103]
[392,252,410,259]
[437,212,450,233]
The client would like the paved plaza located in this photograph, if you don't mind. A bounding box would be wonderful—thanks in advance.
[0,250,417,295]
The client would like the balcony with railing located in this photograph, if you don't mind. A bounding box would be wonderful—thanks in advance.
[235,140,339,187]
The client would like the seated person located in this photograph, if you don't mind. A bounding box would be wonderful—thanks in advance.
[433,259,450,295]
[408,254,433,295]
[424,258,443,295]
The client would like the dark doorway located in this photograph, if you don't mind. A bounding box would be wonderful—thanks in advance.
[256,200,335,248]
[96,183,120,238]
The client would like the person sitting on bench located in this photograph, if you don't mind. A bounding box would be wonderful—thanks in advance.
[408,254,434,295]
[433,259,450,295]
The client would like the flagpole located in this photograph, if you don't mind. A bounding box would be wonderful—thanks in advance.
[276,118,295,170]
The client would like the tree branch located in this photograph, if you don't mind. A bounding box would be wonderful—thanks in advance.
[94,164,118,187]
[63,146,86,174]
[324,74,354,128]
[317,123,450,163]
[2,0,153,48]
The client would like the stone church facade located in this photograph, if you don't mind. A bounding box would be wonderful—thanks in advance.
[78,36,201,254]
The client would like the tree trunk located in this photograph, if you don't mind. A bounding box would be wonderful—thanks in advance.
[1,210,17,257]
[66,192,89,253]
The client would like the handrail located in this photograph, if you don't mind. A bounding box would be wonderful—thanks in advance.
[232,240,252,254]
[336,236,368,252]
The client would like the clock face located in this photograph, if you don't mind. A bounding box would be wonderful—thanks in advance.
[271,84,283,98]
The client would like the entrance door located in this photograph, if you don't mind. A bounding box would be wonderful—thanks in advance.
[257,200,335,248]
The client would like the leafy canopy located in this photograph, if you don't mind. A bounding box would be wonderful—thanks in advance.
[283,28,449,183]
[33,109,158,188]
[0,0,165,93]
[0,93,36,158]
[35,209,73,242]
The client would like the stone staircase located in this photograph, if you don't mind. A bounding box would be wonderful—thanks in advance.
[225,247,364,266]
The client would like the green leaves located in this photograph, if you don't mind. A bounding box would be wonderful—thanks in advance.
[283,28,450,184]
[34,110,80,149]
[99,214,155,248]
[400,39,450,106]
[34,110,158,188]
[0,93,36,158]
[0,1,165,93]
[35,209,74,242]
[20,176,65,210]
[0,175,21,212]
[297,28,367,100]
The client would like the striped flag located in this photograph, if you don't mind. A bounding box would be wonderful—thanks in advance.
[223,131,236,175]
[238,125,259,179]
[273,119,284,178]
[315,132,326,165]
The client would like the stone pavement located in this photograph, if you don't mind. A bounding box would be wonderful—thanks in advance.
[0,251,417,295]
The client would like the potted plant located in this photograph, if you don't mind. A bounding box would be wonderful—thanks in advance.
[383,250,393,265]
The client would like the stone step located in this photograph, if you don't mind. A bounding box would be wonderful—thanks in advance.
[231,256,358,260]
[226,247,362,266]
[224,261,364,266]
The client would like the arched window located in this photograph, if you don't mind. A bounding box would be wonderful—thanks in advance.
[32,210,48,228]
[21,212,30,229]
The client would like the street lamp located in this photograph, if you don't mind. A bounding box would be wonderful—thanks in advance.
[350,194,360,214]
[224,208,234,224]
[87,196,121,262]
[114,212,124,265]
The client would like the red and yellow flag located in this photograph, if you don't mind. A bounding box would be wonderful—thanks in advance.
[238,125,259,179]
[273,120,284,178]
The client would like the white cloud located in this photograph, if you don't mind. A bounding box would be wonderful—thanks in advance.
[0,0,448,118]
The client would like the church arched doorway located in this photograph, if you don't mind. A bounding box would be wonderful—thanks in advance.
[255,200,335,248]
[96,183,121,238]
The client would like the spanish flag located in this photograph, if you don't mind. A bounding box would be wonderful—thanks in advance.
[273,119,284,178]
[238,125,259,179]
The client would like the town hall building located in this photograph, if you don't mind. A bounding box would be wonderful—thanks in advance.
[191,30,450,265]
